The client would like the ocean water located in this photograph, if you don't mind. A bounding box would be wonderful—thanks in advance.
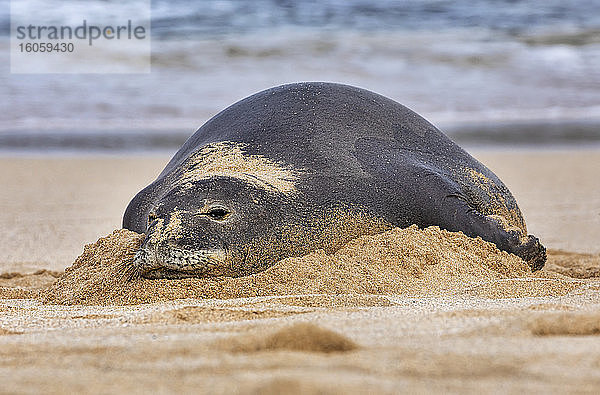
[1,0,599,151]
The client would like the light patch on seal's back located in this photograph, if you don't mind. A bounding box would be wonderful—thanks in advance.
[179,142,301,195]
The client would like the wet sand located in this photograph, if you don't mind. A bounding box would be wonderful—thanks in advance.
[1,150,600,393]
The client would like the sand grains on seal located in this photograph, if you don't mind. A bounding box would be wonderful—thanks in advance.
[180,142,302,195]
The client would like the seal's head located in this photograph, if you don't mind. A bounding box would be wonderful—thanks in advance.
[124,141,389,280]
[133,176,293,279]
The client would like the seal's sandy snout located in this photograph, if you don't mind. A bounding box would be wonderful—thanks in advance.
[134,225,230,279]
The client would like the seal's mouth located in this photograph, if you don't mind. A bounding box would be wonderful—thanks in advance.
[141,266,214,280]
[131,244,228,279]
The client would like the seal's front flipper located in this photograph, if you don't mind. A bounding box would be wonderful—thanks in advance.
[353,137,546,271]
[509,233,546,271]
[415,169,547,270]
[439,192,546,271]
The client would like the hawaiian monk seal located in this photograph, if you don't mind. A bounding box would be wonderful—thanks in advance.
[123,82,546,279]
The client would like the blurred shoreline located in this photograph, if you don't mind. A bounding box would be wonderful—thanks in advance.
[0,119,598,155]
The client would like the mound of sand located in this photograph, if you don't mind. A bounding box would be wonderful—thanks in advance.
[39,226,582,306]
[217,322,358,353]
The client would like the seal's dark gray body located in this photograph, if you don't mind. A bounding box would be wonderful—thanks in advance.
[123,82,546,278]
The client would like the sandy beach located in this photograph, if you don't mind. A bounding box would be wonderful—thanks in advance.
[1,149,600,393]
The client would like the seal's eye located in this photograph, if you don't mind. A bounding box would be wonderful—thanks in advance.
[206,206,230,220]
[148,212,157,222]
